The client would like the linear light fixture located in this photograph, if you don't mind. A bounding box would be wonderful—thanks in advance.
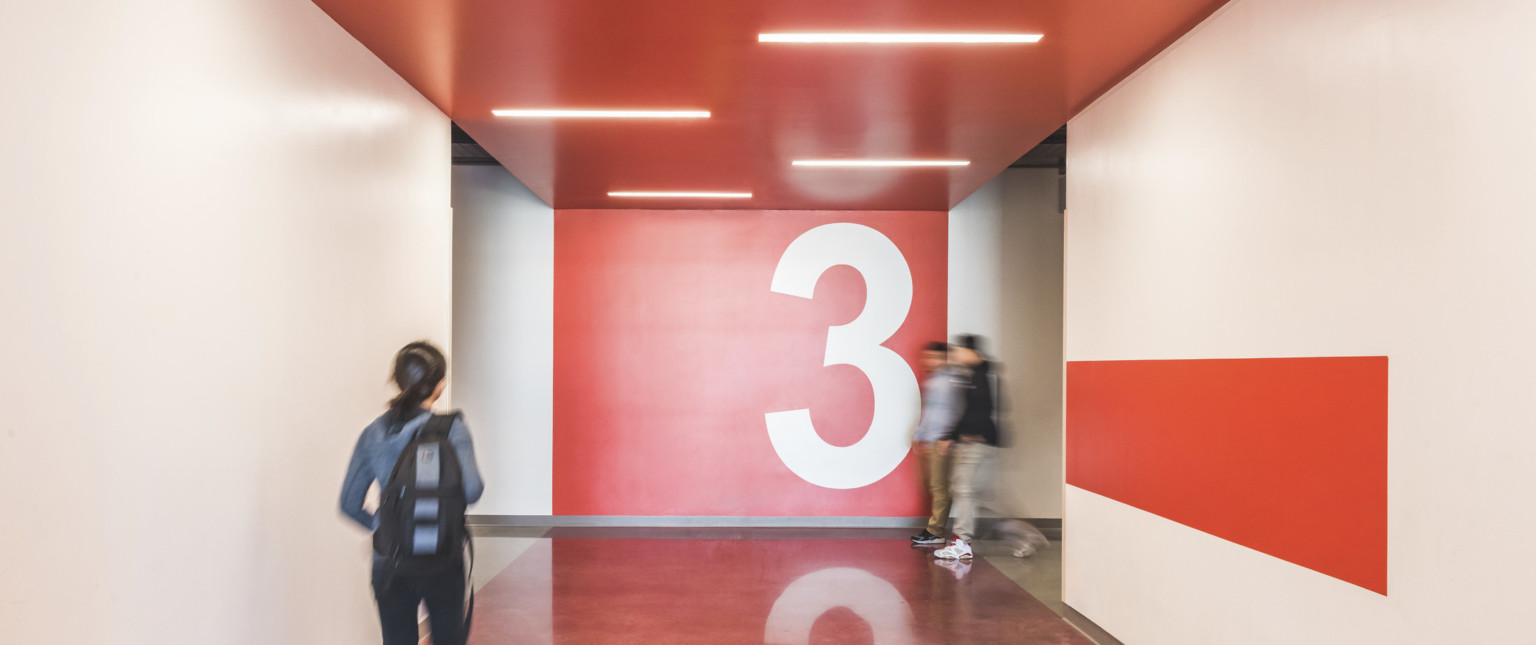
[607,191,753,199]
[792,159,971,167]
[492,109,711,118]
[759,33,1042,44]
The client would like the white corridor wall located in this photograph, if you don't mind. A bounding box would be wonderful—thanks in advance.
[949,168,1066,520]
[451,164,556,516]
[0,1,451,643]
[1064,0,1536,642]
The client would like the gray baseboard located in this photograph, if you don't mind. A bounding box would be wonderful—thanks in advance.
[468,515,1063,538]
[467,515,927,528]
[1062,604,1125,645]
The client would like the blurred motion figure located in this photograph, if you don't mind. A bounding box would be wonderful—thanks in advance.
[340,341,484,645]
[934,334,1001,561]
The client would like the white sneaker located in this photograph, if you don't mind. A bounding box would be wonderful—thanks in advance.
[933,539,973,560]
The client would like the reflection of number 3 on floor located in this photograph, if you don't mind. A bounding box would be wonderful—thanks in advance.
[766,223,922,490]
[765,567,917,645]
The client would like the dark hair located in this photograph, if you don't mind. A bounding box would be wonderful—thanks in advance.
[954,334,985,354]
[388,341,447,425]
[923,341,949,353]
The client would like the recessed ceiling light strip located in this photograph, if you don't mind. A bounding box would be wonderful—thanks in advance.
[759,33,1042,44]
[493,109,711,118]
[792,159,970,167]
[607,191,753,198]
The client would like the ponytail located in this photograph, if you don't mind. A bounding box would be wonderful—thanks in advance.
[387,341,447,428]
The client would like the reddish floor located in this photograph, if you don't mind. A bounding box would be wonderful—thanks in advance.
[466,533,1093,644]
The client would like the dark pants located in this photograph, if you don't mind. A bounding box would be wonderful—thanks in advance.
[372,561,467,645]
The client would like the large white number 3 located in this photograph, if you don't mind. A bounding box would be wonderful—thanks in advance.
[766,223,920,489]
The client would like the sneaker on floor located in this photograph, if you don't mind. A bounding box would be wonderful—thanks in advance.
[933,539,973,560]
[910,531,945,546]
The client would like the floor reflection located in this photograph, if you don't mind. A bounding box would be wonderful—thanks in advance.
[466,535,1092,645]
[766,567,915,644]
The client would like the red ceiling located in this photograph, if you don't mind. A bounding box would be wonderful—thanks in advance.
[311,0,1228,210]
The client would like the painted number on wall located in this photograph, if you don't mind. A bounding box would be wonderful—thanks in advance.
[765,223,921,489]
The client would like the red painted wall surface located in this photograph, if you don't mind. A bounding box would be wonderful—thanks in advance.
[553,210,946,516]
[1066,357,1388,594]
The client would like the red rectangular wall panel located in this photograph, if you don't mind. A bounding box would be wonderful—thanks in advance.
[553,210,947,516]
[1066,356,1388,594]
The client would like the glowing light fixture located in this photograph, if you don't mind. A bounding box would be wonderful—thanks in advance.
[759,33,1042,44]
[608,191,753,199]
[492,109,710,118]
[792,159,971,167]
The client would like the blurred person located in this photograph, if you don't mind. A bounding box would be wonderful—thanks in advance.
[340,341,485,645]
[995,519,1051,558]
[934,334,1001,561]
[911,341,964,547]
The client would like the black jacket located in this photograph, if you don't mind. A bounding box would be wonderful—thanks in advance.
[950,360,1000,446]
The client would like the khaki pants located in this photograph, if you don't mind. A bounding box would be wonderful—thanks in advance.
[950,442,996,542]
[916,442,952,537]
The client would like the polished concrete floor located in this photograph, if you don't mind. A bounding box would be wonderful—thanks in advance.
[455,526,1120,645]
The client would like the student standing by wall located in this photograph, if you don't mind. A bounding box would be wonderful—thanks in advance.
[911,341,964,547]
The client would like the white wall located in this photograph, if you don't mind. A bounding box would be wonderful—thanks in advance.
[0,1,450,643]
[1064,0,1536,642]
[451,165,556,515]
[949,168,1066,519]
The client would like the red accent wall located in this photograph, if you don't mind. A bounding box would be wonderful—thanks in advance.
[1066,356,1388,594]
[553,210,946,516]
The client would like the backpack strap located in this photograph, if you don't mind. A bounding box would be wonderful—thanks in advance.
[463,536,476,633]
[419,411,459,442]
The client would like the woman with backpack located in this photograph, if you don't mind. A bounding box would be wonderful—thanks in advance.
[340,341,484,645]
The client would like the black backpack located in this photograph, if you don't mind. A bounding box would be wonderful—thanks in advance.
[374,412,470,584]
